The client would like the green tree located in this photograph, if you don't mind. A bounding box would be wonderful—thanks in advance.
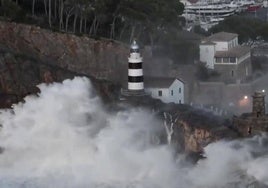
[0,0,25,21]
[195,62,210,81]
[209,16,268,43]
[1,0,186,54]
[113,0,184,44]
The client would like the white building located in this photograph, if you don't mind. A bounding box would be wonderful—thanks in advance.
[200,31,241,69]
[200,41,217,69]
[199,31,251,83]
[145,77,185,104]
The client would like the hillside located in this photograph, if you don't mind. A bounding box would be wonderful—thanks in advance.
[0,20,238,154]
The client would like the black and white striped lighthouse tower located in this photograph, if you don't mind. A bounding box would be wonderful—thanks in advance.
[128,40,144,91]
[121,40,147,96]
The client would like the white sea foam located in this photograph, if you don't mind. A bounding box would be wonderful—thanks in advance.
[0,77,268,188]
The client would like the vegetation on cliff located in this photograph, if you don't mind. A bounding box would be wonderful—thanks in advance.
[0,0,201,64]
[209,15,268,43]
[0,0,184,43]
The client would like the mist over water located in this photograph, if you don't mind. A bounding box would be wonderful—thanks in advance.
[0,77,268,187]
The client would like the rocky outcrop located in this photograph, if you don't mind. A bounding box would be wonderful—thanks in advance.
[180,121,214,152]
[0,21,129,84]
[0,21,238,153]
[0,49,119,108]
[177,121,232,152]
[121,100,239,153]
[170,107,238,152]
[0,21,127,107]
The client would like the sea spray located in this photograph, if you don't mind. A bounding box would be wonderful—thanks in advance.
[0,77,182,188]
[0,77,268,187]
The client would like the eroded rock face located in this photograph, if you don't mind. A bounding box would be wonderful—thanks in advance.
[166,107,239,153]
[178,121,216,152]
[0,21,129,84]
[0,50,119,108]
[0,21,126,108]
[0,21,238,153]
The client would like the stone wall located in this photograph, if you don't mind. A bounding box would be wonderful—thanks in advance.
[192,81,252,114]
[233,115,268,136]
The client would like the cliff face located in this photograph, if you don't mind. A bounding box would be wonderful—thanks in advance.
[170,119,238,153]
[169,107,238,153]
[0,21,238,153]
[177,121,212,152]
[123,100,238,153]
[177,121,227,152]
[0,21,129,84]
[0,21,126,107]
[0,49,119,108]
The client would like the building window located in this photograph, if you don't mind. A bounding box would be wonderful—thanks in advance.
[158,90,162,96]
[171,90,173,96]
[215,57,222,63]
[231,70,234,77]
[223,57,229,63]
[248,126,252,135]
[179,100,181,104]
[230,57,236,63]
[179,88,181,93]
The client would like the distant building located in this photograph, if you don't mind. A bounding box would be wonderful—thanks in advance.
[180,0,199,5]
[199,31,251,83]
[145,77,185,104]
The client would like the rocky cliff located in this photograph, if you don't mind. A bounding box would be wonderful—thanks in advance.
[0,21,127,107]
[0,48,120,107]
[0,21,130,83]
[0,21,238,153]
[121,99,238,153]
[173,109,237,152]
[176,120,235,152]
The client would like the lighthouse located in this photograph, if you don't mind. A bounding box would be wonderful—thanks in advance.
[121,40,147,97]
[128,40,144,91]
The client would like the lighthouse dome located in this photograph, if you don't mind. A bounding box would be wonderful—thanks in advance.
[130,40,139,53]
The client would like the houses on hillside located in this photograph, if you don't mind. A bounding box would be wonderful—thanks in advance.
[121,32,261,112]
[141,31,267,114]
[199,31,252,83]
[193,31,262,113]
